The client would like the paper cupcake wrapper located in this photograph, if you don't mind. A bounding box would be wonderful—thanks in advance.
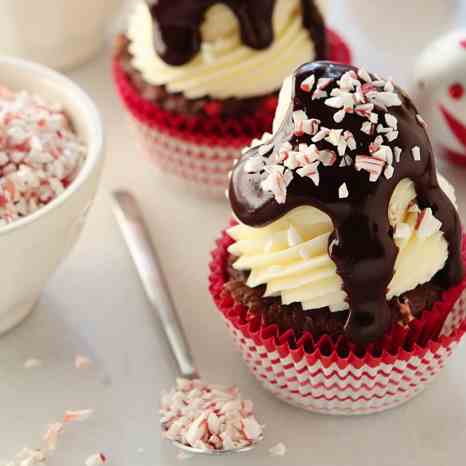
[208,229,466,415]
[113,29,352,196]
[128,116,237,196]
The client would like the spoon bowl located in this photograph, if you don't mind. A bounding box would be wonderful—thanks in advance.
[112,191,263,456]
[168,437,264,455]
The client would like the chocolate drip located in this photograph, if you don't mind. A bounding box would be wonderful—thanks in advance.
[149,0,326,66]
[229,61,464,344]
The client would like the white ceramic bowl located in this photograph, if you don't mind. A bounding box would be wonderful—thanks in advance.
[0,57,104,334]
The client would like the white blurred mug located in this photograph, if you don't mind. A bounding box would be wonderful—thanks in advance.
[0,0,122,70]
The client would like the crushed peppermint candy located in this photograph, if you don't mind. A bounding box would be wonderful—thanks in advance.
[355,155,384,181]
[43,422,64,451]
[260,165,293,204]
[361,121,374,135]
[311,77,332,100]
[2,448,46,466]
[63,409,94,423]
[338,183,349,198]
[24,358,43,369]
[294,118,320,137]
[398,299,415,327]
[300,75,316,93]
[2,409,94,466]
[0,86,86,225]
[85,453,107,466]
[384,164,395,179]
[75,354,93,369]
[269,442,287,456]
[411,146,421,161]
[242,66,428,204]
[160,378,264,452]
[385,114,398,129]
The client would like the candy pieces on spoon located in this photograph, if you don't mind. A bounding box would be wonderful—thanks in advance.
[160,378,264,452]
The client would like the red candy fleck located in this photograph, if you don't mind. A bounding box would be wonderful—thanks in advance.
[459,39,466,49]
[449,82,464,100]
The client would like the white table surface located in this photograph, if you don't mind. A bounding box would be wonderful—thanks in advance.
[1,1,466,465]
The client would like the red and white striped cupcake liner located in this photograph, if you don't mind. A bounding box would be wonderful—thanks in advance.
[209,230,466,415]
[130,119,241,195]
[113,30,352,197]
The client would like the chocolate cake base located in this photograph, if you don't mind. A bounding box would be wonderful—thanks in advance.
[224,254,442,342]
[113,34,279,119]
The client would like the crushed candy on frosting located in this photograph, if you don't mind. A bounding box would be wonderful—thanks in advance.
[242,68,427,204]
[0,86,86,225]
[160,378,263,452]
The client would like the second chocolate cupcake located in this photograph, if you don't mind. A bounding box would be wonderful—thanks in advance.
[113,0,351,195]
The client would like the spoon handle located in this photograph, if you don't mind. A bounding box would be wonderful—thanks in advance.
[112,190,199,380]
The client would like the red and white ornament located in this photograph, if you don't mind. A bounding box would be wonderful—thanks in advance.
[413,30,466,165]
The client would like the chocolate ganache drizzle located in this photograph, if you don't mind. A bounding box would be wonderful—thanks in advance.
[229,61,464,344]
[149,0,326,66]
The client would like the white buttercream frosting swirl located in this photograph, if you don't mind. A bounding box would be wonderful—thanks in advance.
[127,0,319,99]
[228,175,456,312]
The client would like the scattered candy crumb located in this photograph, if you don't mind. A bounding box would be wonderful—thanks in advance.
[43,422,64,451]
[2,448,46,466]
[1,409,94,466]
[0,86,86,225]
[269,442,287,456]
[75,354,93,369]
[85,453,107,466]
[398,299,415,327]
[160,378,264,452]
[24,358,43,369]
[64,409,94,423]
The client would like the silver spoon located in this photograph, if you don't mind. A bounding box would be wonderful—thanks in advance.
[111,190,263,456]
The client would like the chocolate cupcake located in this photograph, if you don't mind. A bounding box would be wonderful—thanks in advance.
[209,61,466,415]
[113,1,351,196]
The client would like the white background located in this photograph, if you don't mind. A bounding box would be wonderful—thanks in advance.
[1,1,466,465]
